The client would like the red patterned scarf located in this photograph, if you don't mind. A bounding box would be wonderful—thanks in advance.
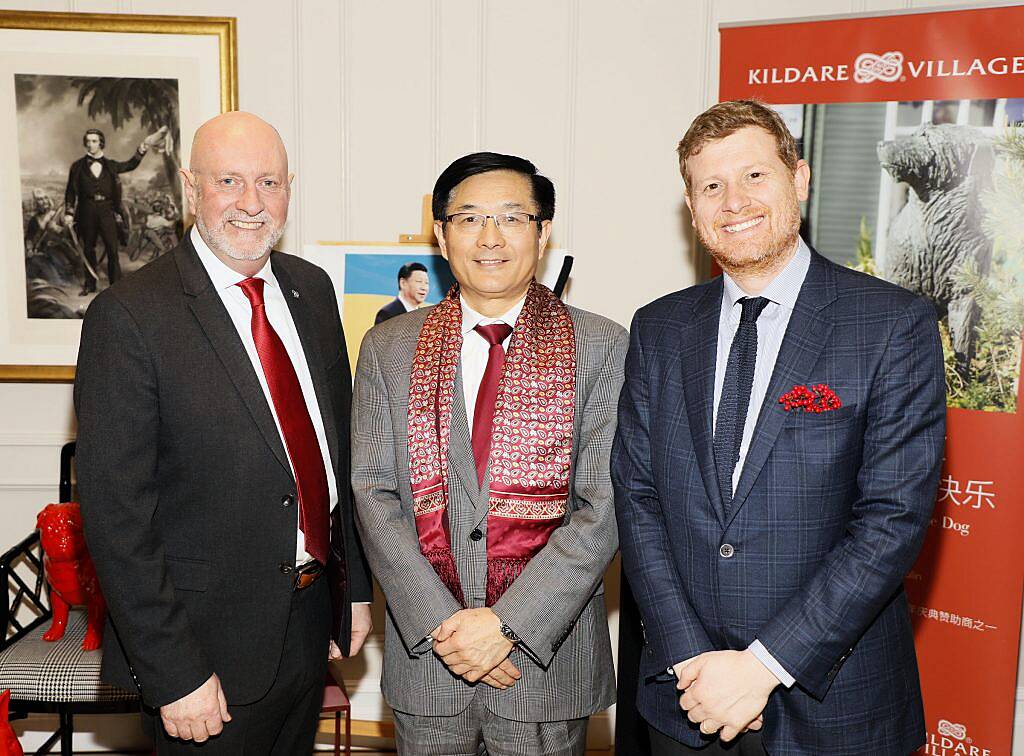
[408,280,576,606]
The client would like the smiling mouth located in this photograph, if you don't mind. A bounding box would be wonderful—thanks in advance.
[721,216,764,234]
[474,258,508,266]
[228,220,264,230]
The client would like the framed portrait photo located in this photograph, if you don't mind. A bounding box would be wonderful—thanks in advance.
[0,10,237,381]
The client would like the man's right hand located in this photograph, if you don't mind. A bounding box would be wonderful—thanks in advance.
[63,214,74,227]
[159,673,231,742]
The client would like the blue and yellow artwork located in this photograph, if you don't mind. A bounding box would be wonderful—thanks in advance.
[342,251,455,368]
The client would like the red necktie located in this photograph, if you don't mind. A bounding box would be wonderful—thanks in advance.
[237,277,329,563]
[472,323,513,484]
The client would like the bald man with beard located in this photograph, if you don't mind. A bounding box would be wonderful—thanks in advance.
[75,112,372,753]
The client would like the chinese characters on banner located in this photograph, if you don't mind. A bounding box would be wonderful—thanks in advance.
[721,6,1024,755]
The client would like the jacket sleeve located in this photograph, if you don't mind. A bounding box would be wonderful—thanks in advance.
[75,291,212,708]
[755,296,945,699]
[109,148,145,174]
[331,281,372,605]
[350,328,463,654]
[612,313,717,680]
[64,162,78,215]
[490,322,627,668]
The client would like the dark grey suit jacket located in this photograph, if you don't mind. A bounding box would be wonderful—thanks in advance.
[74,235,372,709]
[352,304,625,722]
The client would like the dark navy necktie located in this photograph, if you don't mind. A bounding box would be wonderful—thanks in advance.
[713,296,770,516]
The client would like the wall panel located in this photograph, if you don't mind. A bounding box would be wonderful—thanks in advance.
[345,0,435,242]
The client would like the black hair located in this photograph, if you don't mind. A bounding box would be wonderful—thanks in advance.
[83,128,106,149]
[431,152,555,225]
[398,261,428,283]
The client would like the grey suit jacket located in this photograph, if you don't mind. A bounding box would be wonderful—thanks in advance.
[353,303,626,721]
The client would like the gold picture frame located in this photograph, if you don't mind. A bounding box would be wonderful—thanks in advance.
[0,10,238,382]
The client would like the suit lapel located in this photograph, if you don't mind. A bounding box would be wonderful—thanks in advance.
[449,368,486,508]
[727,252,837,525]
[273,257,342,480]
[681,279,727,528]
[175,238,292,477]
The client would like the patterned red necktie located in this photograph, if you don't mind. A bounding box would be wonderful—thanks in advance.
[237,277,329,563]
[472,323,513,485]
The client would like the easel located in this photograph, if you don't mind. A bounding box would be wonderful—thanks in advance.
[397,194,436,244]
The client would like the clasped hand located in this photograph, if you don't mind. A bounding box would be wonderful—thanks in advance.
[675,649,779,742]
[432,608,522,690]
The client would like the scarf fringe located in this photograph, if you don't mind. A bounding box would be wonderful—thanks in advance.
[485,557,530,607]
[424,548,466,607]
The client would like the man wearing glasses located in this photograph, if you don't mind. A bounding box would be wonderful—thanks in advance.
[352,152,625,755]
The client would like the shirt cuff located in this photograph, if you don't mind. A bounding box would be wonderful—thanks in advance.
[749,639,795,688]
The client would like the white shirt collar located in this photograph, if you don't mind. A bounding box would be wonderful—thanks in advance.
[460,293,527,337]
[398,293,419,312]
[191,225,276,291]
[722,236,811,313]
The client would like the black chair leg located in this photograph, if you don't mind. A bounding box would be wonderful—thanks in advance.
[33,729,61,756]
[59,708,73,756]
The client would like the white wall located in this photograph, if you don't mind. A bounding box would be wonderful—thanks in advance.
[1,0,1020,752]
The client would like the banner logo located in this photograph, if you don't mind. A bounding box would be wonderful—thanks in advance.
[854,51,904,83]
[924,718,992,755]
[937,720,967,740]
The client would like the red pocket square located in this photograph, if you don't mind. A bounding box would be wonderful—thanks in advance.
[779,384,842,413]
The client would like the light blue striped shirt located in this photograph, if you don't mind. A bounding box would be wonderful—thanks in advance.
[714,238,812,494]
[712,237,811,689]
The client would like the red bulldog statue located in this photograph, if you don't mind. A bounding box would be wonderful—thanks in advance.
[0,689,24,756]
[36,503,105,651]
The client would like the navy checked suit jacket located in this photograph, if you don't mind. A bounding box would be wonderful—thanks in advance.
[612,250,945,755]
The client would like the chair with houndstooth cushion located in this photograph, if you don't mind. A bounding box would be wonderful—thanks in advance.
[0,443,139,756]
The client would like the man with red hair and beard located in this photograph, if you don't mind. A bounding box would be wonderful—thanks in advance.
[613,100,945,755]
[75,111,372,754]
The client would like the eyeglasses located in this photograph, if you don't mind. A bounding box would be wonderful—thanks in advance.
[443,212,540,234]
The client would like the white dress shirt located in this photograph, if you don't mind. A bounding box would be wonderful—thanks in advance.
[670,240,812,688]
[191,227,337,566]
[460,295,527,435]
[711,238,811,689]
[713,239,811,494]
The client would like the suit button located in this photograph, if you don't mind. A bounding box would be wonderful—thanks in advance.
[281,494,295,507]
[279,563,293,574]
[719,543,735,559]
[469,529,484,542]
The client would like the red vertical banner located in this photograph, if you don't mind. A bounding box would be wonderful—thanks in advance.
[720,7,1024,755]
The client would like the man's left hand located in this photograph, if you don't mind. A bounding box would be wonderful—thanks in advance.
[332,603,373,659]
[676,649,780,742]
[432,608,513,683]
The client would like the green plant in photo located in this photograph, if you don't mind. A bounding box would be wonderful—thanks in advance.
[850,217,879,277]
[967,126,1024,412]
[846,200,1022,413]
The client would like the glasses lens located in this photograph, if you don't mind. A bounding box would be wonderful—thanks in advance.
[498,213,532,230]
[452,214,483,230]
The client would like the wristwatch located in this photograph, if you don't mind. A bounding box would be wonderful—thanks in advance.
[499,623,521,644]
